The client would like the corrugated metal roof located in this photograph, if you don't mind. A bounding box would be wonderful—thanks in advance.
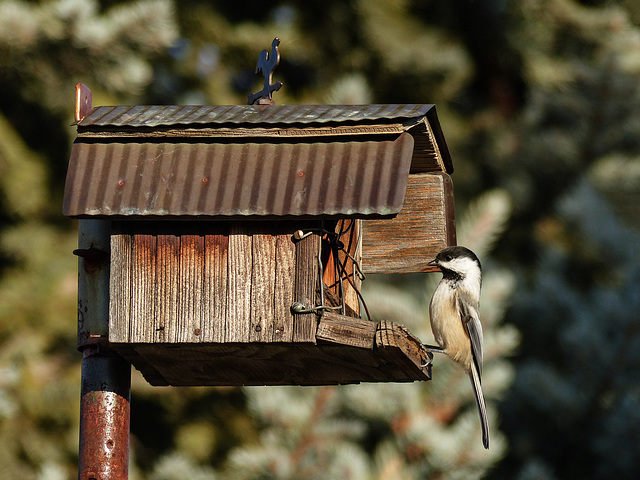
[63,133,415,218]
[74,104,453,174]
[77,104,435,128]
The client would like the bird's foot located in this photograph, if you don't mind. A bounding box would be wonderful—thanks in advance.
[423,344,446,355]
[420,344,445,367]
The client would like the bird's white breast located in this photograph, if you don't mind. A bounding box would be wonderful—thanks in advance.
[429,282,473,370]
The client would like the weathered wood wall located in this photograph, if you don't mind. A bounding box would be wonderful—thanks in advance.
[109,222,320,346]
[361,172,456,274]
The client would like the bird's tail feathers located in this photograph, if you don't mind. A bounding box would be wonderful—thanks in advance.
[470,364,490,449]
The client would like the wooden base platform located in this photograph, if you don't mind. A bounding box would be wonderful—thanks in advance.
[111,313,432,386]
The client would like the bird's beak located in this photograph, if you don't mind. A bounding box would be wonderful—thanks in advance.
[428,259,438,267]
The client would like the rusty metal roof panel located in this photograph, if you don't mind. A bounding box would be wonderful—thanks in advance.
[63,133,415,218]
[77,104,436,128]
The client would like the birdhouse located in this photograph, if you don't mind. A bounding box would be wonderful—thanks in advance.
[64,83,455,387]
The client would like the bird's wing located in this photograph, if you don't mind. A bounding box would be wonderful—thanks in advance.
[456,289,483,377]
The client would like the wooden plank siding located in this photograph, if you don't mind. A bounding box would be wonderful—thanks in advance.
[361,172,456,274]
[292,231,320,342]
[109,222,308,346]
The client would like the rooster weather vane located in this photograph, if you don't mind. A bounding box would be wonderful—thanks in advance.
[248,37,283,105]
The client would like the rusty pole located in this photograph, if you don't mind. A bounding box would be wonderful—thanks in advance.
[76,219,131,480]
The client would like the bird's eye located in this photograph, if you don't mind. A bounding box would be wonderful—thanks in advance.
[444,254,452,262]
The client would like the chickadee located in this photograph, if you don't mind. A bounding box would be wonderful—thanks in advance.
[426,246,489,449]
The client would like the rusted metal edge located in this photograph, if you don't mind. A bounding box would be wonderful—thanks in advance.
[63,134,415,219]
[76,104,436,128]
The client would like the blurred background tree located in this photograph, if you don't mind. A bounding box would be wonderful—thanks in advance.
[1,0,639,479]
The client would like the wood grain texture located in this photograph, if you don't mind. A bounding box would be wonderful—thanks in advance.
[109,233,132,343]
[250,233,276,342]
[130,231,156,343]
[78,123,407,140]
[316,311,376,349]
[376,319,432,379]
[361,172,456,274]
[155,234,180,343]
[227,223,253,342]
[273,234,295,342]
[109,222,305,347]
[407,117,449,174]
[111,313,432,386]
[178,234,204,343]
[106,220,448,387]
[204,233,229,343]
[293,232,320,343]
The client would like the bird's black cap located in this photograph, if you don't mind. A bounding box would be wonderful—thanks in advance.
[429,246,481,269]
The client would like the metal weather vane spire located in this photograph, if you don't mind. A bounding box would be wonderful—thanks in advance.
[248,37,283,105]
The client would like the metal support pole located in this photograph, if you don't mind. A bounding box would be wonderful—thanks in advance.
[76,220,131,480]
[79,347,131,480]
